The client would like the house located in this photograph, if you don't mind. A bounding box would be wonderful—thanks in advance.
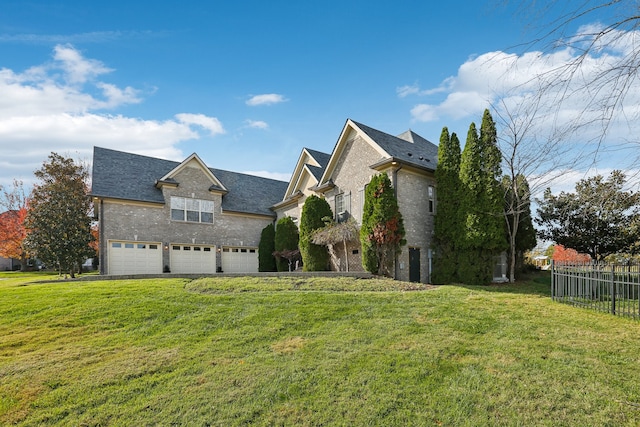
[273,119,438,282]
[91,118,438,281]
[91,147,288,275]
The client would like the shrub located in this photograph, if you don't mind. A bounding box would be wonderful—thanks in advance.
[299,195,333,271]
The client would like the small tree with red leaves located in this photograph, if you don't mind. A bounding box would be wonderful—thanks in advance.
[0,180,29,270]
[360,173,406,277]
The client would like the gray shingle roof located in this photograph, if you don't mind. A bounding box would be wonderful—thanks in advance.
[351,120,438,170]
[303,148,331,181]
[91,147,288,217]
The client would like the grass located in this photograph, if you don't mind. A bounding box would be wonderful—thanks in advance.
[1,271,640,426]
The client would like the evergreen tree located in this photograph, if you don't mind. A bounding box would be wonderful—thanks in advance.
[360,172,406,277]
[258,223,277,272]
[431,127,462,284]
[274,216,299,272]
[299,195,333,271]
[458,110,507,285]
[24,153,93,278]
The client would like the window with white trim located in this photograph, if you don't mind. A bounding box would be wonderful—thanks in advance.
[428,186,435,214]
[171,196,214,223]
[335,192,351,223]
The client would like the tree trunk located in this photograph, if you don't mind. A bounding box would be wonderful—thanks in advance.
[508,211,520,283]
[343,239,349,272]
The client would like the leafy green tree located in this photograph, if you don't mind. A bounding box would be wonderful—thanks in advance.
[536,170,640,260]
[274,216,299,272]
[360,172,406,277]
[459,110,507,285]
[432,127,462,284]
[24,153,93,278]
[258,223,277,272]
[299,195,333,271]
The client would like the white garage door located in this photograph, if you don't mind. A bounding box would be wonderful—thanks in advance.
[109,241,162,275]
[221,247,258,273]
[170,244,216,274]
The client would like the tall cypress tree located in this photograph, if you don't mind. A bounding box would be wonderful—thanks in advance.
[299,194,333,271]
[258,223,277,272]
[458,109,507,285]
[432,127,462,284]
[274,216,299,272]
[360,172,406,277]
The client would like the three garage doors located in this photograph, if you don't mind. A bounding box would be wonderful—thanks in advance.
[108,240,258,275]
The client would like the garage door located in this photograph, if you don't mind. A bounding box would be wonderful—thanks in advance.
[109,241,162,275]
[221,247,258,273]
[170,244,216,274]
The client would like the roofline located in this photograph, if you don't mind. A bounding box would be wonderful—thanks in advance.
[369,157,436,173]
[318,119,390,185]
[282,148,327,200]
[159,152,228,192]
[271,190,304,210]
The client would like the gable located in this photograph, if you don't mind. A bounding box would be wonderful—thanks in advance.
[282,147,331,200]
[318,119,390,187]
[157,153,227,193]
[91,146,288,217]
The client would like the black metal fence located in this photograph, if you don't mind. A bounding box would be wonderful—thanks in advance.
[551,261,640,319]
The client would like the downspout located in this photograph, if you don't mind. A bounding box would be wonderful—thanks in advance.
[99,199,105,275]
[391,161,402,280]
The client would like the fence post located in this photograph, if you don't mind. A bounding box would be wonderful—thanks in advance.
[611,264,616,315]
[550,260,555,300]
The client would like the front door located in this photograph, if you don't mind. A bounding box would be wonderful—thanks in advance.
[409,247,420,282]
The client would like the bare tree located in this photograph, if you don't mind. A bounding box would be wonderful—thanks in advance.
[492,89,589,282]
[509,1,640,160]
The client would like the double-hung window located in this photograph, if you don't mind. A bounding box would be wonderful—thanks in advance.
[171,196,214,223]
[335,192,351,222]
[428,186,435,214]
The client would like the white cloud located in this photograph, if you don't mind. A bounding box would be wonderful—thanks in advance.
[53,44,112,85]
[176,113,225,135]
[246,93,287,106]
[245,119,269,129]
[0,45,226,190]
[397,84,420,98]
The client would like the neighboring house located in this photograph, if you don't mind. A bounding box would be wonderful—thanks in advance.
[91,118,438,282]
[91,147,288,275]
[273,119,438,282]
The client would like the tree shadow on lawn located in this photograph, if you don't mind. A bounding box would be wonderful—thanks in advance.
[453,271,551,297]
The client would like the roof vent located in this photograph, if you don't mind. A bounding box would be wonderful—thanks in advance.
[419,156,424,160]
[407,153,413,157]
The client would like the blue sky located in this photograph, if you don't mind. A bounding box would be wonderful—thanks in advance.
[0,0,636,196]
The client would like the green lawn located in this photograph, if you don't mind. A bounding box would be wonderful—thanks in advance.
[1,272,640,426]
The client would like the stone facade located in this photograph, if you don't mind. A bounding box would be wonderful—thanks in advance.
[94,151,283,275]
[272,120,439,283]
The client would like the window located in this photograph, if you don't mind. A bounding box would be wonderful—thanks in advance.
[428,186,435,214]
[335,193,344,214]
[171,196,214,223]
[335,192,351,222]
